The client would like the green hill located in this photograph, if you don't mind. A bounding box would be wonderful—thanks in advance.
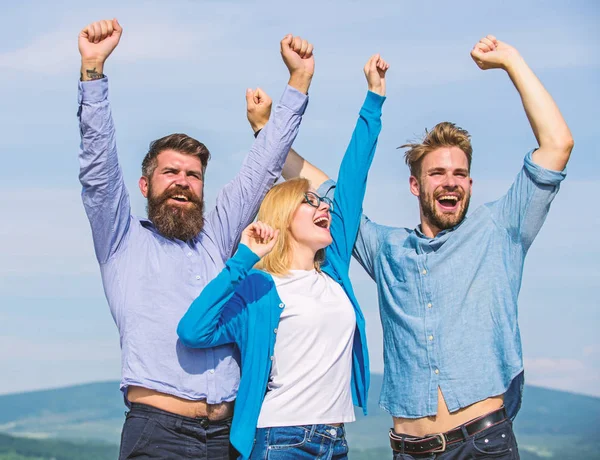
[0,375,599,459]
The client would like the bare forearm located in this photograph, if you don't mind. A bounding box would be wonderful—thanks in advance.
[282,148,330,189]
[80,59,105,81]
[506,55,573,170]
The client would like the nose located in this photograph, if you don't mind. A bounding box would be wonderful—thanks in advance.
[318,200,330,211]
[173,172,190,188]
[443,173,458,188]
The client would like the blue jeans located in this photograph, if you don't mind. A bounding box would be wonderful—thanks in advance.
[118,403,237,459]
[250,424,349,459]
[392,419,519,459]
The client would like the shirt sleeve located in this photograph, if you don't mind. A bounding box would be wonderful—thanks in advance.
[177,244,260,348]
[204,85,308,261]
[486,149,566,251]
[78,77,131,264]
[327,91,385,269]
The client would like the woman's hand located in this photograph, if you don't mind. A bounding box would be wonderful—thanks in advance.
[240,221,279,259]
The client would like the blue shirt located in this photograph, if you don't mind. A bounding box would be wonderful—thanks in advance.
[178,91,385,458]
[78,78,308,403]
[319,151,566,418]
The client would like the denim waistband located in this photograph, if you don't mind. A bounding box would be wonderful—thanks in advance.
[129,402,232,429]
[271,424,346,441]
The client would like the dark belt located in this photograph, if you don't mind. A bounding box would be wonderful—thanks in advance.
[389,407,507,455]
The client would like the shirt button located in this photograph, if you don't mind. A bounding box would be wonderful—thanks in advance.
[428,335,434,341]
[279,303,285,309]
[273,328,278,334]
[196,275,201,280]
[270,356,274,361]
[209,369,215,374]
[427,303,432,308]
[187,252,192,257]
[434,369,440,374]
[422,269,427,275]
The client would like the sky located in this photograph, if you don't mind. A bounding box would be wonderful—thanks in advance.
[0,0,598,398]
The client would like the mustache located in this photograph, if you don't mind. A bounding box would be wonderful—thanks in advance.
[155,185,201,205]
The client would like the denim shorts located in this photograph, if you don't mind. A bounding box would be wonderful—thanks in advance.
[250,424,348,459]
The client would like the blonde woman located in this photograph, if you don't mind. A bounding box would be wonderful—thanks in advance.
[178,54,388,460]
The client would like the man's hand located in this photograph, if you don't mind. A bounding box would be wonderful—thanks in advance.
[240,222,279,259]
[364,54,389,96]
[281,34,314,94]
[246,87,272,134]
[470,35,521,71]
[79,18,122,81]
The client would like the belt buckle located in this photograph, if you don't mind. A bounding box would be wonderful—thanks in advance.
[430,433,447,453]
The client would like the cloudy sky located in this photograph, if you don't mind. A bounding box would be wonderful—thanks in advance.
[0,0,598,398]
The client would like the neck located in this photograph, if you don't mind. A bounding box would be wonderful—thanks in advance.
[289,242,318,271]
[419,214,441,239]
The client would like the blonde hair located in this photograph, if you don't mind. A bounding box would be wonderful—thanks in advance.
[254,178,325,276]
[400,122,473,177]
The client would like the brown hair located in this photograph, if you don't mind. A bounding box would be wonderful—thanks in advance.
[142,133,210,178]
[400,122,472,177]
[254,178,325,276]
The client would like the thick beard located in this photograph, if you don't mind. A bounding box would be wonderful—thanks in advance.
[420,188,471,233]
[147,184,204,241]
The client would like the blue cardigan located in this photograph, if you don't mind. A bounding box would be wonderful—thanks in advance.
[177,91,385,459]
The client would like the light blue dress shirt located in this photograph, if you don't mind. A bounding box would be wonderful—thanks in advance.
[319,151,566,418]
[78,77,308,403]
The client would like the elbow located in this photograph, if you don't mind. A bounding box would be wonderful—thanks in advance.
[544,131,574,155]
[177,321,201,348]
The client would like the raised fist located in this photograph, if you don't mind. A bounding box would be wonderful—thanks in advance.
[363,54,389,96]
[246,87,272,134]
[78,19,122,67]
[240,222,279,259]
[280,35,314,94]
[470,35,520,71]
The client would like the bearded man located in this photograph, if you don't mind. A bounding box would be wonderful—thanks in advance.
[271,35,573,459]
[77,18,314,460]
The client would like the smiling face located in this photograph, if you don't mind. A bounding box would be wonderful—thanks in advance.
[139,149,205,240]
[289,191,333,253]
[410,146,473,237]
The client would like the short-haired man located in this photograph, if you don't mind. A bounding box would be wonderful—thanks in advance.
[272,36,573,459]
[77,18,314,459]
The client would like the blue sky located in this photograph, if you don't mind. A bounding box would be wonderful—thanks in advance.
[0,0,598,397]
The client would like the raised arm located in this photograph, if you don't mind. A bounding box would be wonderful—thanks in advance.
[78,19,130,264]
[204,35,314,260]
[178,222,278,348]
[471,35,574,171]
[327,55,388,265]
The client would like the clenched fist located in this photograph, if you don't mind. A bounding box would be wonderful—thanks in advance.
[79,18,122,80]
[280,34,315,94]
[470,35,521,71]
[241,222,279,259]
[363,54,389,96]
[246,87,272,134]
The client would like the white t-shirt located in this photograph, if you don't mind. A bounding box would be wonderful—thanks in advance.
[256,268,357,428]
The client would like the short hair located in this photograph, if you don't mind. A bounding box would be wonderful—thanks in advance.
[254,178,325,276]
[142,133,210,178]
[400,122,473,177]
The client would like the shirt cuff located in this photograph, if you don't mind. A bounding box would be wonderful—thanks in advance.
[78,77,109,105]
[232,243,262,270]
[317,179,336,199]
[523,149,567,186]
[279,85,309,115]
[361,91,386,116]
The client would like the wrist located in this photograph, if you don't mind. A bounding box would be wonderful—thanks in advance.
[501,52,525,73]
[288,72,312,94]
[80,60,106,81]
[368,85,385,96]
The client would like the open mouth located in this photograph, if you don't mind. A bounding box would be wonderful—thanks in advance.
[169,194,191,203]
[436,194,460,211]
[313,216,330,230]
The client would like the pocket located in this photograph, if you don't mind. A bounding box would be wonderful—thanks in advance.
[119,415,156,460]
[470,421,515,458]
[267,426,309,450]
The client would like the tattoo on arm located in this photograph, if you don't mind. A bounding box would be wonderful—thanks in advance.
[85,67,105,81]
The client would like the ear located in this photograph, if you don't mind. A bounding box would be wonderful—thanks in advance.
[409,175,420,197]
[139,176,149,198]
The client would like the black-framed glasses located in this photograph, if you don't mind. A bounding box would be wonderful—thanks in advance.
[303,191,334,211]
